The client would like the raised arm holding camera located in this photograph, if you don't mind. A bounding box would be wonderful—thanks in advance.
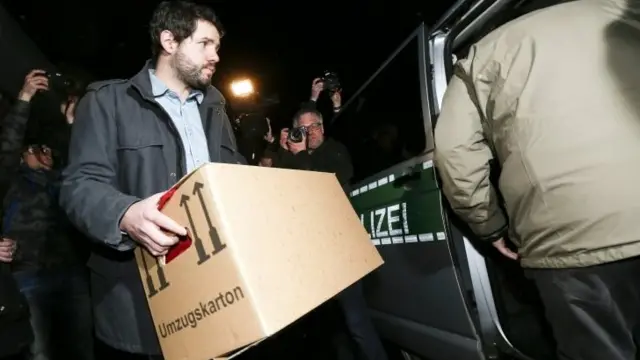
[305,72,343,118]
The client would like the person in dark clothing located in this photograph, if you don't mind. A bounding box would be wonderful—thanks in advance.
[274,108,388,360]
[58,2,245,359]
[234,113,272,165]
[0,69,93,360]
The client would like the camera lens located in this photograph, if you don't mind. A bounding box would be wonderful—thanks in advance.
[288,127,305,143]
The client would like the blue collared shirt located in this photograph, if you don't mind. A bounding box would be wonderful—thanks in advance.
[149,70,210,173]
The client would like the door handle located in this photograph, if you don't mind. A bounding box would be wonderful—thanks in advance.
[393,170,421,188]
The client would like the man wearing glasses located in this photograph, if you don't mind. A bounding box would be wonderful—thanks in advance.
[273,108,388,360]
[276,109,352,186]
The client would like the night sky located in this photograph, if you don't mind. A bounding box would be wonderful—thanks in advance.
[2,0,451,123]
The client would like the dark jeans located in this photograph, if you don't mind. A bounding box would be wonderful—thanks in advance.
[526,256,640,360]
[13,267,94,360]
[336,282,388,360]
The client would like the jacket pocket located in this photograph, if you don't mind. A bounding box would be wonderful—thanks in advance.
[221,144,235,154]
[87,246,137,279]
[117,128,164,150]
[116,141,167,183]
[116,142,163,151]
[220,144,244,164]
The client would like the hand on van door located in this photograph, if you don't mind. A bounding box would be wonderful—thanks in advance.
[0,238,16,263]
[492,238,519,260]
[119,192,187,256]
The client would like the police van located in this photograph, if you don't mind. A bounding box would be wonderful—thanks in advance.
[329,0,565,359]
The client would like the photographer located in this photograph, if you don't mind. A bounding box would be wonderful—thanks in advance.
[274,108,388,360]
[276,108,351,185]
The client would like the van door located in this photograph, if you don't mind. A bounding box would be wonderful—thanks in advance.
[329,24,484,360]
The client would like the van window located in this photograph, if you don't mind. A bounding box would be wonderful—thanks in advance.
[329,36,427,184]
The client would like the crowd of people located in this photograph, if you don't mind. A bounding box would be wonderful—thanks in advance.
[3,0,640,360]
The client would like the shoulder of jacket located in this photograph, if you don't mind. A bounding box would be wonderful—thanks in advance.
[205,85,227,105]
[85,79,129,93]
[328,138,349,152]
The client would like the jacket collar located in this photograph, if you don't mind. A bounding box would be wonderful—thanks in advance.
[129,60,226,106]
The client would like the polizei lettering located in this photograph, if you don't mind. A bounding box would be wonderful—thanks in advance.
[158,285,245,338]
[359,202,409,240]
[358,202,447,246]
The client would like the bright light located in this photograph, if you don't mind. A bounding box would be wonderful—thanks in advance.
[230,79,255,98]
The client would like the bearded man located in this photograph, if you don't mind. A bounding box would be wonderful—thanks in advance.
[59,1,245,358]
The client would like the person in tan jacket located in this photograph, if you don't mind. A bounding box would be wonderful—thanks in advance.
[434,0,640,359]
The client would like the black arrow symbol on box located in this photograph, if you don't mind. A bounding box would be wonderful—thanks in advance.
[140,250,158,297]
[180,194,210,264]
[140,249,169,298]
[193,182,226,255]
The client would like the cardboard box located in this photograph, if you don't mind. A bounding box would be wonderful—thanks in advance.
[134,163,384,360]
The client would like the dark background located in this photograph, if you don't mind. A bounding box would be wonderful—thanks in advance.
[1,0,452,122]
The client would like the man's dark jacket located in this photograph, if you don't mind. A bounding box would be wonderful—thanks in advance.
[275,138,353,188]
[59,62,245,355]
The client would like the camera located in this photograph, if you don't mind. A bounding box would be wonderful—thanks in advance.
[288,126,308,143]
[45,72,73,94]
[321,71,341,94]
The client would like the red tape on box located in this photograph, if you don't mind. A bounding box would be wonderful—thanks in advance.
[158,186,192,264]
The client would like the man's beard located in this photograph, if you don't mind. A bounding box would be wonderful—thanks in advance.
[171,50,212,90]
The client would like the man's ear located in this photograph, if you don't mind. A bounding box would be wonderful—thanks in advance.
[159,30,178,55]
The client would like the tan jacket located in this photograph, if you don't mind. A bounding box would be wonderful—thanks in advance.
[434,0,640,268]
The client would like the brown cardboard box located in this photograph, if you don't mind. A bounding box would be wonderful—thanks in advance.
[134,163,384,360]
